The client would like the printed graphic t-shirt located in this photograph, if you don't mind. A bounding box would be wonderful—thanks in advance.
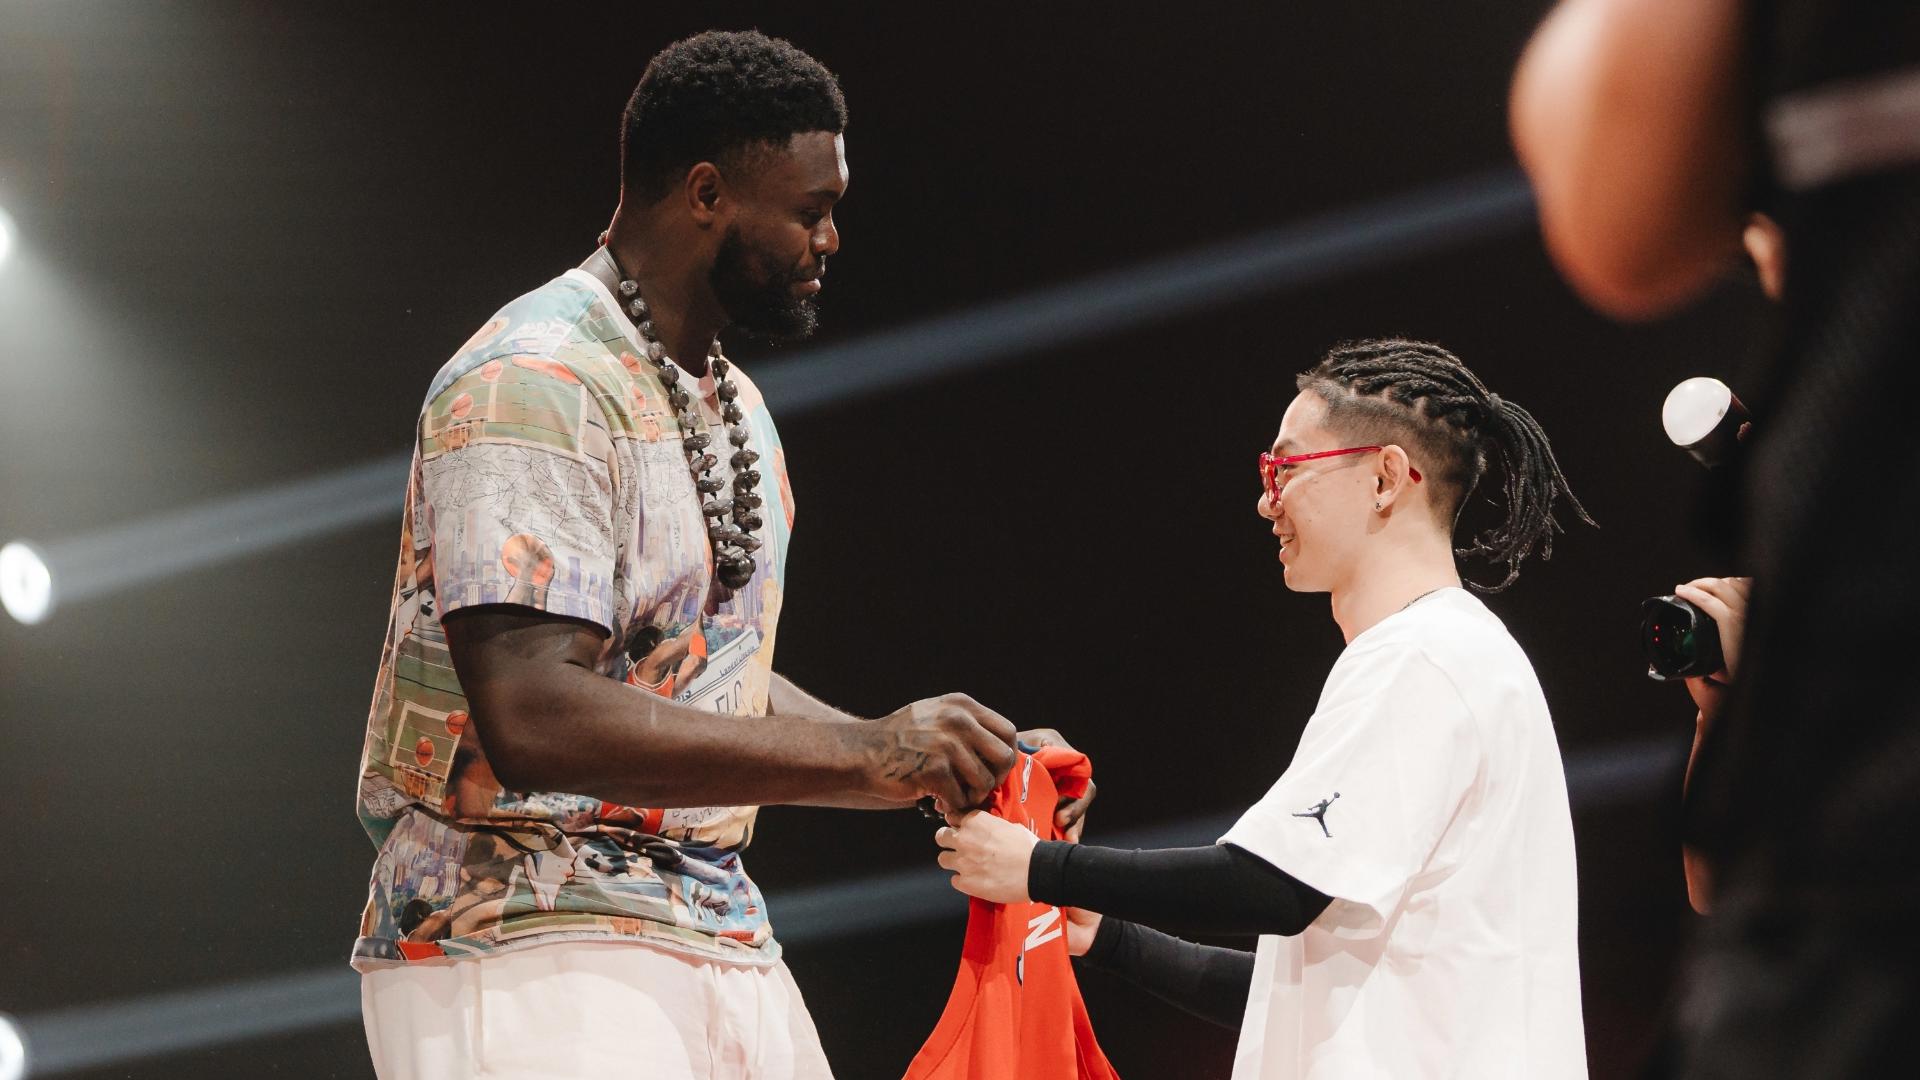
[1220,588,1586,1079]
[351,268,798,971]
[906,746,1121,1080]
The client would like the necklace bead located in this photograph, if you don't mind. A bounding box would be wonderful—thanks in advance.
[717,556,755,590]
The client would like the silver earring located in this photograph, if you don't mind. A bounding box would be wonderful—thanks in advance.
[1374,501,1382,511]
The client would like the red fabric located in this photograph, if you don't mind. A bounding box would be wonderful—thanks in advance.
[904,747,1121,1080]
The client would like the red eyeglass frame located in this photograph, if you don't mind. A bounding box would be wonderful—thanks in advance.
[1258,446,1421,503]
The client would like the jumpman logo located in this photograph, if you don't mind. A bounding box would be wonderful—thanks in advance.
[1292,792,1341,838]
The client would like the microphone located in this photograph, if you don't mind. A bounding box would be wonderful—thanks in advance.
[1662,377,1752,468]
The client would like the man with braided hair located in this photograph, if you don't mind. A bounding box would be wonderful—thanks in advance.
[937,339,1595,1079]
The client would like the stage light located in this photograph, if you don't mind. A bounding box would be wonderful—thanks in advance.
[0,541,54,625]
[0,1011,25,1080]
[0,206,16,269]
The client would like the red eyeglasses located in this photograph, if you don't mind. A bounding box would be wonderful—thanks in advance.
[1258,446,1421,503]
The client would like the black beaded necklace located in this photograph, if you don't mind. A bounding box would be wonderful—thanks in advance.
[595,246,764,600]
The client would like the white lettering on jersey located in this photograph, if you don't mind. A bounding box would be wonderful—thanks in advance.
[1025,906,1063,953]
[1017,905,1066,986]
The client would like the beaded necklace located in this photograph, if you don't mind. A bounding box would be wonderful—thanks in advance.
[596,246,763,599]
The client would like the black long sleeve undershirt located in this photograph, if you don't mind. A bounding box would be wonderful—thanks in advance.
[1078,915,1255,1030]
[1027,840,1331,936]
[1027,840,1332,1030]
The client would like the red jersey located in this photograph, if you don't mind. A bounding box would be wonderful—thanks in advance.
[904,746,1121,1080]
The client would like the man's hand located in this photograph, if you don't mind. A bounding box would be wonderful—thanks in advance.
[1675,576,1751,720]
[935,810,1039,904]
[1063,906,1103,957]
[1013,726,1098,841]
[862,694,1019,814]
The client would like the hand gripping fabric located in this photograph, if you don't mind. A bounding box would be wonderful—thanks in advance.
[904,746,1121,1080]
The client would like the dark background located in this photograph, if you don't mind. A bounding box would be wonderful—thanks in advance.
[0,2,1771,1077]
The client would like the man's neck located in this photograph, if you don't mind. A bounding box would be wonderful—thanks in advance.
[1327,532,1462,644]
[595,211,724,376]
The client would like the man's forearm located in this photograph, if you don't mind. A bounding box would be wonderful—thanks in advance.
[768,670,862,723]
[767,670,915,809]
[1683,707,1716,913]
[470,658,879,808]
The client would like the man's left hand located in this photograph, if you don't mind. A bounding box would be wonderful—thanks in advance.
[935,811,1038,904]
[1016,727,1097,841]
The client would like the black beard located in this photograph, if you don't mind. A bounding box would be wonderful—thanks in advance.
[710,227,820,344]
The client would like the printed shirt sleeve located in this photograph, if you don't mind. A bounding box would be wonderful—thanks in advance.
[1220,643,1481,928]
[418,352,622,634]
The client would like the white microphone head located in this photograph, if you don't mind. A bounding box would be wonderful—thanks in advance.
[1663,377,1734,447]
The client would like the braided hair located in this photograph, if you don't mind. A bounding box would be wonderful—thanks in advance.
[1296,339,1595,592]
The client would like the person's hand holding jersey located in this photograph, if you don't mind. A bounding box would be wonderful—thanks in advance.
[867,694,1022,814]
[1009,726,1098,839]
[1062,907,1102,956]
[936,810,1039,904]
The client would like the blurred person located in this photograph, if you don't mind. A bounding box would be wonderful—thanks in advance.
[937,340,1596,1079]
[352,31,1089,1080]
[1513,3,1920,1073]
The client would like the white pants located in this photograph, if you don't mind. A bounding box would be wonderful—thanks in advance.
[361,941,834,1079]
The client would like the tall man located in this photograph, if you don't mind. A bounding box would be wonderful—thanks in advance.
[353,31,1084,1079]
[939,341,1594,1078]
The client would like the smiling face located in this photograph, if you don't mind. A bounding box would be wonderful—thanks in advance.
[1255,391,1387,594]
[708,131,847,342]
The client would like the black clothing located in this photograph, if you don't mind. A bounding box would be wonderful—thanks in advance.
[1079,916,1255,1031]
[1028,841,1332,937]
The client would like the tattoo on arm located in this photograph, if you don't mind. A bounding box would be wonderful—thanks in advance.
[884,752,929,782]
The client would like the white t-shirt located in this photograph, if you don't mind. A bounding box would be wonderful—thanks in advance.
[1220,588,1586,1079]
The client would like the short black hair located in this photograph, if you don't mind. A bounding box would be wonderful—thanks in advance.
[1297,339,1595,592]
[620,30,847,203]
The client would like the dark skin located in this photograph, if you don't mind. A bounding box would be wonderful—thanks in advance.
[446,609,1023,811]
[599,130,848,375]
[449,133,1096,826]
